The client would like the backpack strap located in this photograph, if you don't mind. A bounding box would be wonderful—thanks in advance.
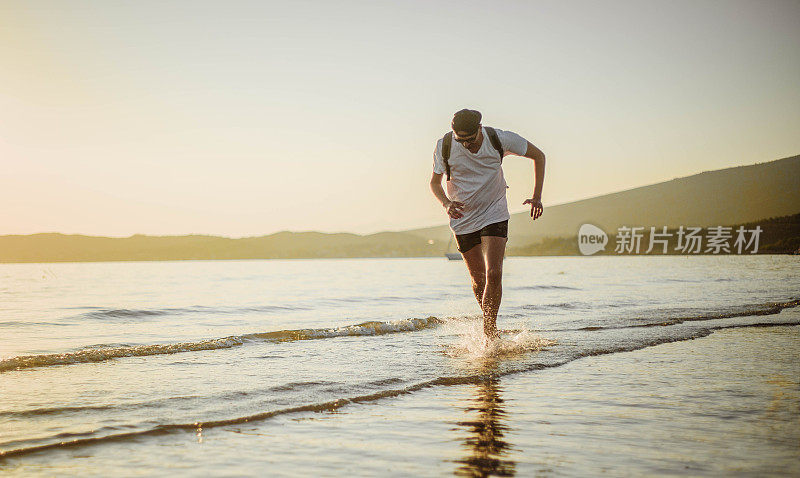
[484,126,505,162]
[441,132,453,181]
[442,127,504,182]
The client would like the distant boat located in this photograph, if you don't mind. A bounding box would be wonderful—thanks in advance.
[444,236,462,261]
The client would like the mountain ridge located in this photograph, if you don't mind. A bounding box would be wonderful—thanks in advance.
[1,155,797,262]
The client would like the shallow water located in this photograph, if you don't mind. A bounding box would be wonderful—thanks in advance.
[1,256,798,474]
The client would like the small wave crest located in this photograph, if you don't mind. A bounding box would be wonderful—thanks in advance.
[546,298,800,332]
[0,337,246,373]
[0,316,443,373]
[509,285,580,291]
[83,308,169,319]
[77,304,305,321]
[520,301,589,311]
[244,317,441,342]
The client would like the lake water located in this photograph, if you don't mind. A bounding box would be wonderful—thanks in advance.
[1,256,798,475]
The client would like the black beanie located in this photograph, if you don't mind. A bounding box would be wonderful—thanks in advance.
[451,109,482,134]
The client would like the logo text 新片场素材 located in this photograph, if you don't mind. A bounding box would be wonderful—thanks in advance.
[577,224,761,255]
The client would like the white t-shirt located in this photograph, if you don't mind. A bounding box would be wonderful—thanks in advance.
[433,127,528,235]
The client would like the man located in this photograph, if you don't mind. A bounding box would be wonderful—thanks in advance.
[429,109,545,339]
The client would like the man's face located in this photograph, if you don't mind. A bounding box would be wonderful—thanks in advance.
[453,126,481,147]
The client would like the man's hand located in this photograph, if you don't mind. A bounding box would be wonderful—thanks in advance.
[523,197,543,220]
[444,200,465,219]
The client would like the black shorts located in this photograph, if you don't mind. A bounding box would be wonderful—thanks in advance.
[455,220,508,253]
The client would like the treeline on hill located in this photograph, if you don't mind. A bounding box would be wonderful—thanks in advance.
[0,231,442,263]
[508,213,800,256]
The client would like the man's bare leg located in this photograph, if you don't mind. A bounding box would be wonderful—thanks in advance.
[461,243,486,310]
[480,236,507,338]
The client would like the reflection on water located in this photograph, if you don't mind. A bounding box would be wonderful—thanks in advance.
[453,357,516,476]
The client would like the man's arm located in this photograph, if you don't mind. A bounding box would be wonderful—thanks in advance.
[522,141,545,219]
[430,172,464,219]
[523,141,545,200]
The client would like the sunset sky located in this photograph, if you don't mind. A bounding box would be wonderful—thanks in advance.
[2,0,799,237]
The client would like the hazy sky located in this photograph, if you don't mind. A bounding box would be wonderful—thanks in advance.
[2,0,798,237]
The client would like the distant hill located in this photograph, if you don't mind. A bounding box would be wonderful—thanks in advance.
[1,155,798,263]
[407,154,800,245]
[0,231,437,263]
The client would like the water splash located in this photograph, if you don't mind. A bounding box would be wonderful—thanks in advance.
[441,317,556,360]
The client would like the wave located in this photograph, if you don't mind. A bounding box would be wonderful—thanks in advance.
[76,304,307,320]
[0,379,385,422]
[0,316,443,373]
[0,321,64,327]
[3,317,798,460]
[84,308,170,319]
[520,301,591,311]
[0,404,117,419]
[515,299,800,333]
[0,381,345,421]
[662,277,734,283]
[242,317,441,342]
[568,298,800,331]
[0,336,246,373]
[509,285,580,291]
[4,298,797,373]
[71,297,438,321]
[4,299,797,374]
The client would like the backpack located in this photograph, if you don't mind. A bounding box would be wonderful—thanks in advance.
[441,126,505,182]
